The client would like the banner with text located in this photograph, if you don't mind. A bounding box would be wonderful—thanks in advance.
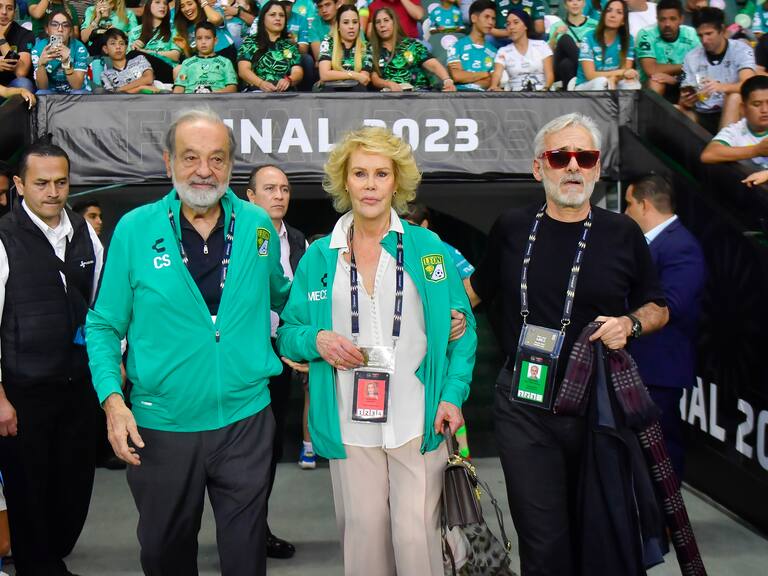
[34,92,622,186]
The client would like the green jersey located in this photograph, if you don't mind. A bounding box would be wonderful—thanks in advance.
[174,55,238,92]
[238,37,301,84]
[28,0,81,38]
[82,5,138,34]
[308,17,331,43]
[377,37,432,89]
[446,35,496,91]
[318,35,373,71]
[635,24,700,82]
[549,16,598,46]
[128,25,181,66]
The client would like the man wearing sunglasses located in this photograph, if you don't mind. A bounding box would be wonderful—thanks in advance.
[466,113,669,574]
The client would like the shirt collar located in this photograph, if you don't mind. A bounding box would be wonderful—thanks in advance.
[329,208,404,250]
[278,220,288,239]
[22,200,73,241]
[644,214,677,244]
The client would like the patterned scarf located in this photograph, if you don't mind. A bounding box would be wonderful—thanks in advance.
[554,322,707,576]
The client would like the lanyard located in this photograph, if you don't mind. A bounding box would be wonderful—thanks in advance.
[520,204,592,332]
[168,207,236,292]
[348,225,404,345]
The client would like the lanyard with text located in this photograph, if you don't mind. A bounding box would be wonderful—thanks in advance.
[509,204,593,410]
[347,225,404,423]
[168,208,236,293]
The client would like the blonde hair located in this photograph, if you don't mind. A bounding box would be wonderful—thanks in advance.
[110,0,130,26]
[331,4,365,73]
[323,126,422,215]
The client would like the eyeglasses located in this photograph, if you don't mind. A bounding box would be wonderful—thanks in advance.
[539,149,600,169]
[49,21,72,29]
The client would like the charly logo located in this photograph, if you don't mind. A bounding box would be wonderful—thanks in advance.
[152,238,166,253]
[79,259,94,268]
[256,228,270,256]
[421,254,446,282]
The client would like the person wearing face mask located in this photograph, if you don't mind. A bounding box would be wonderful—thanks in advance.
[31,10,91,93]
[277,125,475,576]
[466,113,669,575]
[86,108,291,576]
[317,4,372,91]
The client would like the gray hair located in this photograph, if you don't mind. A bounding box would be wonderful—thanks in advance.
[164,107,237,160]
[533,113,602,158]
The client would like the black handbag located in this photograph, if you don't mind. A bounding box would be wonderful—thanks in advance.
[441,425,516,576]
[441,424,483,528]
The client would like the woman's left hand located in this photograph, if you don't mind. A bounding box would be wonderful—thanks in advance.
[433,400,464,435]
[276,77,291,91]
[281,356,309,373]
[449,309,466,341]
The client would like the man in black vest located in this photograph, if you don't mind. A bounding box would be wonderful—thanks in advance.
[246,164,307,560]
[0,143,103,576]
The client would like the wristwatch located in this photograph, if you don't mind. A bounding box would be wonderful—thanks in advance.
[626,314,642,339]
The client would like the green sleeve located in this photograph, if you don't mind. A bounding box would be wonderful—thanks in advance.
[439,245,477,408]
[412,39,430,66]
[223,58,238,85]
[635,28,654,60]
[291,43,301,66]
[275,253,322,362]
[82,6,95,29]
[86,219,134,405]
[128,24,141,45]
[174,61,191,90]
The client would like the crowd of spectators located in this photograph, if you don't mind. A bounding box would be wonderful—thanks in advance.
[4,0,768,178]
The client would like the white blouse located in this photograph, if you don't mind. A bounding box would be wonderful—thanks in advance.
[329,210,427,449]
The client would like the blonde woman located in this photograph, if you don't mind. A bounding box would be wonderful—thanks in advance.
[317,4,372,91]
[277,126,476,576]
[81,0,138,53]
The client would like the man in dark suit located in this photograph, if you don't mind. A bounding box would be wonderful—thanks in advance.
[624,174,706,479]
[246,164,308,560]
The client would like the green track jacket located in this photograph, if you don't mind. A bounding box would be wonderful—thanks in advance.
[87,189,291,432]
[276,218,477,459]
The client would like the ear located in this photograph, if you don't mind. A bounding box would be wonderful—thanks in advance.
[12,175,24,197]
[532,157,543,182]
[419,219,429,228]
[163,150,172,178]
[245,188,257,203]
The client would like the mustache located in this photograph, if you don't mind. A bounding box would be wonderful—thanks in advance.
[189,178,217,186]
[560,174,584,185]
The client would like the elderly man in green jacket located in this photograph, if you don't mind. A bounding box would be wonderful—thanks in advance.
[86,108,291,576]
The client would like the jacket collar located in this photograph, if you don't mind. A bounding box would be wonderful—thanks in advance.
[328,209,405,251]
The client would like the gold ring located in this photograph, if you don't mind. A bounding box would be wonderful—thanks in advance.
[335,358,341,367]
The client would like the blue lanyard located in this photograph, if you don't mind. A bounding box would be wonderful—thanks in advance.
[168,207,236,292]
[348,224,404,344]
[520,204,592,331]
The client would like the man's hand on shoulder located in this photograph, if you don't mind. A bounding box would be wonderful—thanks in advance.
[104,393,145,466]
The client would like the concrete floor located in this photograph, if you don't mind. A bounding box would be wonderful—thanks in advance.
[5,458,766,576]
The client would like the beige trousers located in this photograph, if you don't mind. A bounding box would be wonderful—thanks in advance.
[329,437,447,576]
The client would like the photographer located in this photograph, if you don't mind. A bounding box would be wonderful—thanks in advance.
[0,0,35,92]
[31,10,91,93]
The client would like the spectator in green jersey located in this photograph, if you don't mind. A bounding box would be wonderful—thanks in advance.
[237,0,303,91]
[635,0,699,100]
[129,0,182,84]
[173,20,238,91]
[317,4,371,90]
[550,0,598,86]
[81,0,138,55]
[370,7,455,91]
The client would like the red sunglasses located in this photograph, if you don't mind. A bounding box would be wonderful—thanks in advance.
[539,149,600,169]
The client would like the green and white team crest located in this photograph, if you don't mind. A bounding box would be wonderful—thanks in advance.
[422,254,446,282]
[256,228,270,256]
